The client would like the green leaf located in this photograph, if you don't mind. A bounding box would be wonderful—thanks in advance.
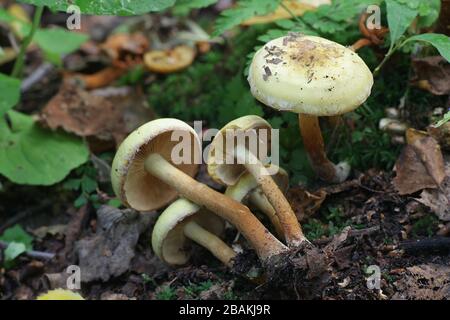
[18,0,176,16]
[213,0,280,37]
[35,28,88,56]
[0,224,33,250]
[434,111,450,127]
[4,242,27,262]
[173,0,218,15]
[0,111,89,185]
[0,74,21,117]
[404,33,450,62]
[385,0,419,49]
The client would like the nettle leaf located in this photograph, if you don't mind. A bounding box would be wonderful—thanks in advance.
[0,111,89,185]
[404,33,450,62]
[0,224,33,251]
[385,0,419,49]
[35,28,89,56]
[213,0,280,37]
[0,74,21,117]
[18,0,176,16]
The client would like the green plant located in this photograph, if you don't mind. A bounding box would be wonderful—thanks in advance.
[184,280,214,298]
[435,110,450,127]
[156,285,177,300]
[0,224,33,268]
[412,215,438,237]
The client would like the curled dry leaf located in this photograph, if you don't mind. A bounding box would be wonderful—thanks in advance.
[144,45,196,74]
[40,80,155,149]
[241,0,328,26]
[100,32,149,69]
[287,187,327,221]
[74,206,152,283]
[411,56,450,96]
[393,136,446,195]
[393,264,450,300]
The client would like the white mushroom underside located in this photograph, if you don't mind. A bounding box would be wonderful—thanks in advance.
[248,35,374,116]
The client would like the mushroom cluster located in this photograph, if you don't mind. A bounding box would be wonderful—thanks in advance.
[110,33,374,276]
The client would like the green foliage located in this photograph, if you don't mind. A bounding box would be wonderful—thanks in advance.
[213,0,280,37]
[63,163,99,208]
[435,111,450,127]
[18,0,176,16]
[156,285,177,300]
[173,0,218,16]
[0,224,33,268]
[404,34,450,62]
[412,215,438,237]
[34,28,89,61]
[0,111,89,185]
[385,0,419,49]
[184,280,214,298]
[0,74,21,117]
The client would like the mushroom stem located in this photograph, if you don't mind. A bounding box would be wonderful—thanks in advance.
[248,192,284,239]
[144,153,288,261]
[184,220,236,267]
[299,114,350,183]
[234,144,307,247]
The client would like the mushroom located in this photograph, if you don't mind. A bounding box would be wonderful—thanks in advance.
[144,45,196,74]
[207,115,306,247]
[37,289,84,300]
[248,34,374,183]
[111,118,287,262]
[152,198,236,267]
[225,166,289,239]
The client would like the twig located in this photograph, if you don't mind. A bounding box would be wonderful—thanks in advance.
[0,241,55,261]
[11,6,44,78]
[21,62,54,93]
[400,237,450,255]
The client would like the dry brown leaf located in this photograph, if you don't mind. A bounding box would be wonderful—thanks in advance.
[144,45,196,74]
[393,264,450,300]
[287,187,327,221]
[40,81,155,149]
[100,32,149,69]
[411,56,450,95]
[428,122,450,151]
[393,136,446,195]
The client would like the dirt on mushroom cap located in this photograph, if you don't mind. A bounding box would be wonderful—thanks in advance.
[248,34,374,116]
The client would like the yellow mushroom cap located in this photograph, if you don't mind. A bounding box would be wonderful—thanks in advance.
[207,115,272,186]
[144,45,196,74]
[248,34,374,116]
[225,166,289,202]
[111,119,201,211]
[37,289,84,300]
[151,198,225,265]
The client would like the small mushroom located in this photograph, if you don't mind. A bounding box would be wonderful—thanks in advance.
[111,118,287,261]
[225,166,289,239]
[144,45,196,74]
[152,198,236,267]
[207,115,306,247]
[37,289,84,300]
[248,34,374,183]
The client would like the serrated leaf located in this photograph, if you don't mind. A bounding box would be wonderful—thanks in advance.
[213,0,280,37]
[404,33,450,62]
[18,0,176,16]
[0,111,89,185]
[35,28,88,55]
[386,0,419,49]
[0,74,21,117]
[0,224,33,250]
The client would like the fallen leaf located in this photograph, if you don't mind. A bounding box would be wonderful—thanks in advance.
[417,176,450,221]
[287,187,327,221]
[100,32,149,69]
[144,45,196,74]
[428,122,450,151]
[411,56,450,95]
[393,136,446,195]
[74,206,152,282]
[32,225,67,239]
[393,264,450,300]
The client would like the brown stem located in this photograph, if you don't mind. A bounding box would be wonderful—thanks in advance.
[236,145,306,247]
[350,38,373,52]
[145,153,288,261]
[299,114,349,183]
[248,191,285,239]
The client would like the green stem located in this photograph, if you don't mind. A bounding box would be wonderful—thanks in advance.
[373,40,405,77]
[11,6,44,79]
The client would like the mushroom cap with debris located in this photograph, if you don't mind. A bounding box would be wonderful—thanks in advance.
[152,198,225,265]
[248,34,374,116]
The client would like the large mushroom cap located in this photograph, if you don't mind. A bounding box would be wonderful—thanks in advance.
[225,166,289,202]
[207,115,272,186]
[248,34,374,116]
[152,198,225,265]
[111,119,201,211]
